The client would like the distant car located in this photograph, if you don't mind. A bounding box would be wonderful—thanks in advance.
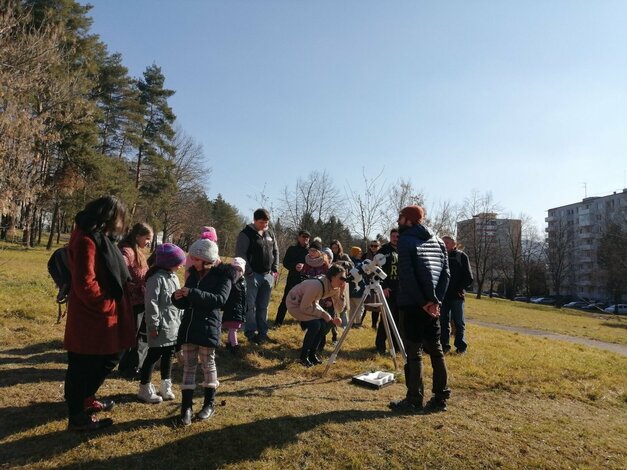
[531,297,555,305]
[581,303,606,311]
[603,304,627,315]
[563,301,588,309]
[514,296,529,302]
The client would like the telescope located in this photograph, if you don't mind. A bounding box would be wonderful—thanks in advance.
[347,253,387,289]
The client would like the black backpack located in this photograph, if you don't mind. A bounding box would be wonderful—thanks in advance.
[47,246,70,323]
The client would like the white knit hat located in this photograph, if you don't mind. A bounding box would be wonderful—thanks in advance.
[188,239,219,263]
[230,257,246,273]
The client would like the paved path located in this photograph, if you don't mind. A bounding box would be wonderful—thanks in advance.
[468,320,627,356]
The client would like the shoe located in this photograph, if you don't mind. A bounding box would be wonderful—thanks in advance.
[160,379,175,401]
[229,344,242,355]
[68,413,113,432]
[388,398,422,413]
[138,383,163,404]
[442,346,452,354]
[180,407,193,426]
[456,349,467,355]
[196,388,216,420]
[299,353,314,367]
[84,396,115,414]
[421,398,447,413]
[308,353,323,365]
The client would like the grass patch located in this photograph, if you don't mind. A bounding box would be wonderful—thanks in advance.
[465,296,627,345]
[0,243,626,469]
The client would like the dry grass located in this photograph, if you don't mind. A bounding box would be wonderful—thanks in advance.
[0,243,626,469]
[465,296,627,345]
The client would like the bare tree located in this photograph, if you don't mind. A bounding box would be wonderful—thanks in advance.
[520,220,546,299]
[346,168,388,242]
[493,213,524,299]
[457,190,501,299]
[426,199,458,238]
[546,218,574,305]
[278,170,345,232]
[381,178,424,233]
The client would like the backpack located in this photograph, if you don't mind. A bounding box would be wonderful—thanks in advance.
[47,246,70,323]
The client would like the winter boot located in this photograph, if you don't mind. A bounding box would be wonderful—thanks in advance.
[160,379,175,400]
[299,351,313,367]
[138,383,163,404]
[196,387,216,421]
[308,351,323,365]
[180,389,194,426]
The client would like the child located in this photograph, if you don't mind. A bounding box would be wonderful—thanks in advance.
[184,226,219,280]
[221,257,247,354]
[173,238,232,426]
[138,243,186,404]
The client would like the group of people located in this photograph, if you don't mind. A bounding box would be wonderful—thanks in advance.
[61,195,474,432]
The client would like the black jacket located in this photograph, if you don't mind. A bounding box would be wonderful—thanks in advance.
[378,242,399,294]
[282,243,309,283]
[444,249,473,300]
[397,224,449,308]
[174,264,232,348]
[222,269,247,324]
[235,224,279,275]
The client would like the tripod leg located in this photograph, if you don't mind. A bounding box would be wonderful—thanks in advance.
[374,284,407,362]
[322,285,371,375]
[374,284,399,369]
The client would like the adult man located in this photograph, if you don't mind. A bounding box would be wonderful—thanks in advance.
[274,230,310,327]
[440,235,473,354]
[390,205,451,413]
[361,239,382,328]
[375,229,399,353]
[235,208,279,344]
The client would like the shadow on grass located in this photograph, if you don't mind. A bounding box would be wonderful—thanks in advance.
[601,321,627,330]
[1,340,64,356]
[0,410,391,469]
[0,351,67,366]
[0,366,66,389]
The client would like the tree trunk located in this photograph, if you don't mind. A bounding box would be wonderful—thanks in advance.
[22,203,32,247]
[47,202,59,250]
[37,211,43,245]
[30,205,38,247]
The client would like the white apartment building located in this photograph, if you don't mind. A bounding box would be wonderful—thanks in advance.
[546,189,627,301]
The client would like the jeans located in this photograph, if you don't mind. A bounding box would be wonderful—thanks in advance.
[300,318,326,355]
[399,307,450,405]
[440,298,467,352]
[65,351,119,418]
[244,272,273,340]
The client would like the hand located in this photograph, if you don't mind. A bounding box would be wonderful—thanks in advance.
[174,287,189,299]
[149,329,158,338]
[331,317,342,326]
[423,302,440,318]
[295,263,304,272]
[383,288,391,298]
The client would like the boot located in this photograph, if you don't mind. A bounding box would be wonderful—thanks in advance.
[196,387,216,420]
[138,383,163,404]
[299,351,313,367]
[180,389,194,426]
[308,351,323,365]
[160,379,175,400]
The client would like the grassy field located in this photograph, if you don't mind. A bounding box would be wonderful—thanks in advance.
[0,242,626,469]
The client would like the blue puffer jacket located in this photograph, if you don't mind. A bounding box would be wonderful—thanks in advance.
[173,264,232,348]
[396,224,450,308]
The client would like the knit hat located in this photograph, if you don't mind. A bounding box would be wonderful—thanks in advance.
[309,240,322,252]
[230,257,246,273]
[200,226,218,242]
[155,243,186,269]
[322,247,333,261]
[399,205,425,225]
[189,239,219,263]
[350,246,362,257]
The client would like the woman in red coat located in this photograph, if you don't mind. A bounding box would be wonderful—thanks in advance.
[64,196,135,431]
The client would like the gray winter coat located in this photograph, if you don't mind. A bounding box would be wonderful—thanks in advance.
[144,269,182,348]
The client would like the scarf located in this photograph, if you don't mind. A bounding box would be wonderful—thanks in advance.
[91,231,131,302]
[305,253,325,268]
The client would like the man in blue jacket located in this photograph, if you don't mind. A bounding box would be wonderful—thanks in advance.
[390,205,451,413]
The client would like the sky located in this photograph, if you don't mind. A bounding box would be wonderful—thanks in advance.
[84,0,627,233]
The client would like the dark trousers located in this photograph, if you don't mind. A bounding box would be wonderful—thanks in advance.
[399,307,450,405]
[440,298,467,352]
[275,277,301,325]
[139,345,175,384]
[375,296,400,351]
[65,351,119,417]
[300,318,329,356]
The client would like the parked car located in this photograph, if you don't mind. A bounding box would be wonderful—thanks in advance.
[603,304,627,315]
[514,296,529,302]
[581,303,607,311]
[563,301,588,309]
[531,297,555,305]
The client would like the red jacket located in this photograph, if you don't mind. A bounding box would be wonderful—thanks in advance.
[63,229,135,355]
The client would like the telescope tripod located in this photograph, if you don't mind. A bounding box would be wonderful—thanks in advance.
[322,278,406,375]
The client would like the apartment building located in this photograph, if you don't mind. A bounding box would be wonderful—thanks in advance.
[546,189,627,301]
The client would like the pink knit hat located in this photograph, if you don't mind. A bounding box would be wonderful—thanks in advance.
[200,226,218,242]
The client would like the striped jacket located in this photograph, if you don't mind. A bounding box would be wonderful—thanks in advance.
[397,224,450,308]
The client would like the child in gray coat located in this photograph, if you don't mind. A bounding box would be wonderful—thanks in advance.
[138,243,186,404]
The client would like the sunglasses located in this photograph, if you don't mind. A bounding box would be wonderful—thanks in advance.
[370,244,379,248]
[339,276,348,282]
